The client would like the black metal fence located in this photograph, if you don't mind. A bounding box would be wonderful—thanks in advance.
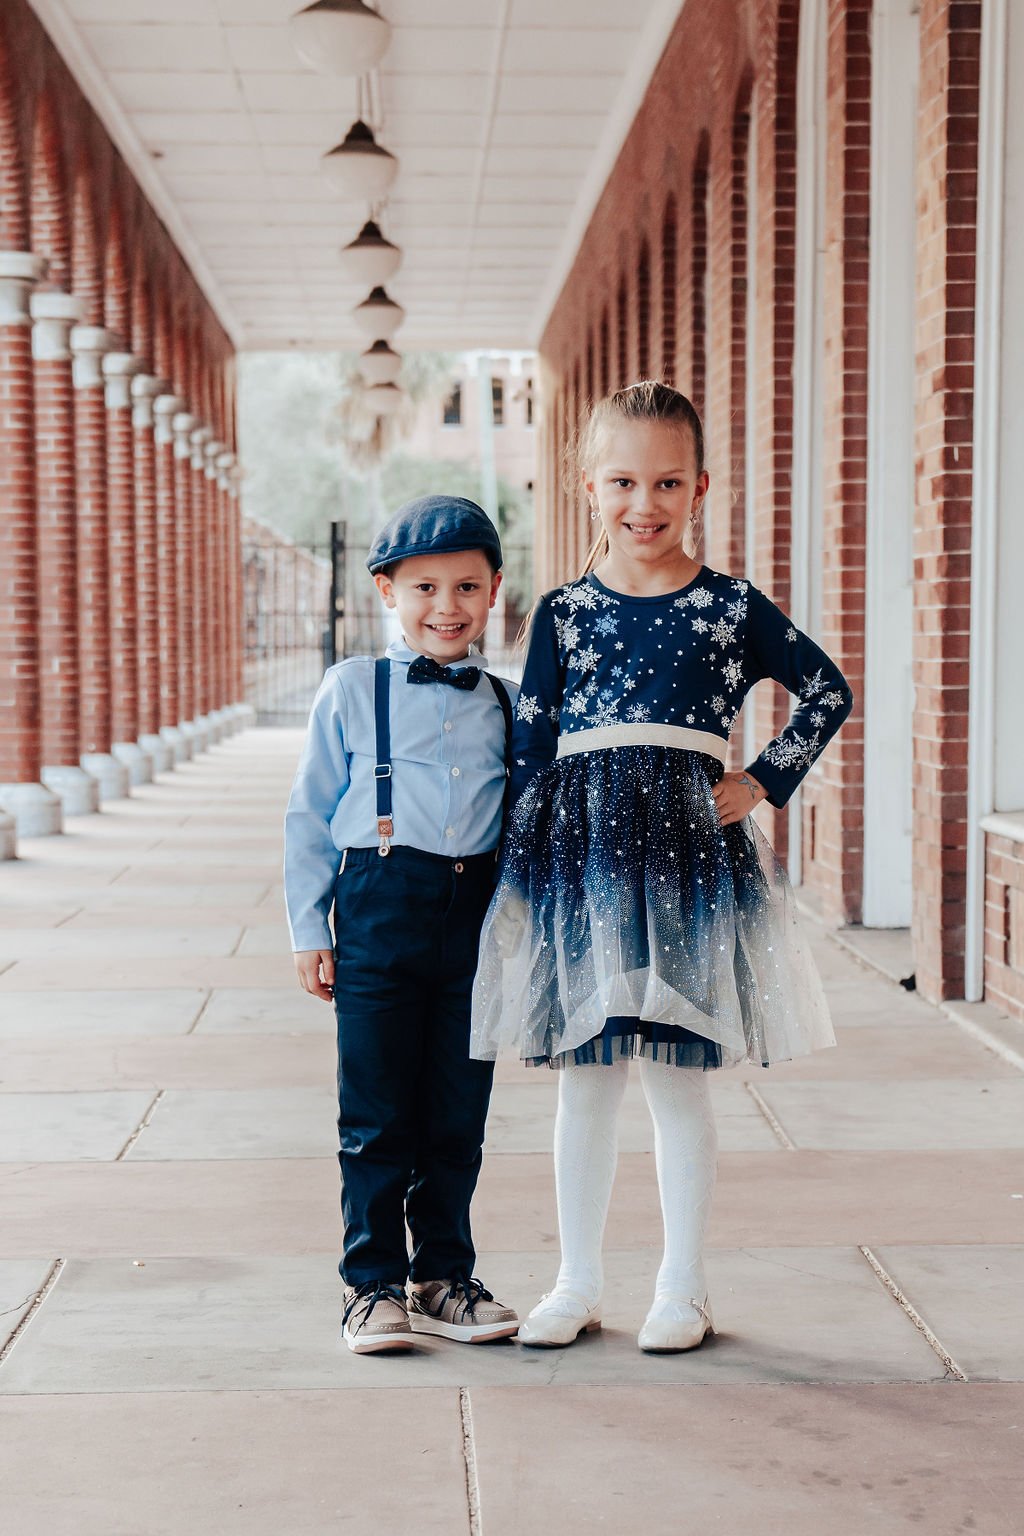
[242,521,531,723]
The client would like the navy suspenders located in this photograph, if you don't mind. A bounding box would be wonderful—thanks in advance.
[372,657,512,857]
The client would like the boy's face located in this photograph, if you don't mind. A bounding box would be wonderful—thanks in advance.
[374,549,502,663]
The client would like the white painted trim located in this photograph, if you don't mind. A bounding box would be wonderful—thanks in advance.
[25,0,240,347]
[863,0,917,928]
[743,89,759,771]
[529,0,688,346]
[981,811,1024,847]
[966,0,1008,1000]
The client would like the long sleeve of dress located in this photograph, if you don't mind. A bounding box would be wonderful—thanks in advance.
[509,595,567,803]
[283,671,351,950]
[742,585,854,808]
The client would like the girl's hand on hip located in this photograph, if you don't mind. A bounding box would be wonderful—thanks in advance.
[712,771,767,827]
[294,949,335,1001]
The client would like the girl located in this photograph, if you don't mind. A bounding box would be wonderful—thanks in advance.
[470,381,853,1353]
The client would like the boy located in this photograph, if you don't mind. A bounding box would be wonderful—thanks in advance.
[284,495,519,1354]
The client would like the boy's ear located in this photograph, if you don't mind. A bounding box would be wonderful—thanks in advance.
[374,572,397,608]
[488,569,503,609]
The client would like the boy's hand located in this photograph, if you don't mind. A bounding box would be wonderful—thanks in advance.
[712,771,767,827]
[294,949,335,1001]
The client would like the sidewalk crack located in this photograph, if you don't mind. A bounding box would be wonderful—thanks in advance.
[859,1245,968,1382]
[0,1258,66,1367]
[459,1385,483,1536]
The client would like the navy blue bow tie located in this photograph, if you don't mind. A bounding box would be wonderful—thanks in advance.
[407,654,480,690]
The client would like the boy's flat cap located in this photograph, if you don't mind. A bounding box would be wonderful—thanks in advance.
[366,494,502,574]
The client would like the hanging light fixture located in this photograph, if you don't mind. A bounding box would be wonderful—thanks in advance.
[352,285,404,339]
[358,339,402,385]
[368,381,403,416]
[289,1,391,75]
[322,121,398,200]
[340,219,401,285]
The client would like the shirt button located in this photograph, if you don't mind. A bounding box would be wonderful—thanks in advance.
[445,826,455,838]
[443,721,453,732]
[451,766,461,777]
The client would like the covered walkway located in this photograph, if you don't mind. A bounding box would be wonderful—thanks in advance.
[1,731,1022,1533]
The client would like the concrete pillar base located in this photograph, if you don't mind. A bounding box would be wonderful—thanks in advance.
[112,740,154,786]
[205,710,226,743]
[191,715,213,751]
[41,764,100,817]
[180,719,206,755]
[0,812,15,859]
[81,752,131,803]
[161,724,191,764]
[139,732,172,774]
[209,707,232,739]
[0,782,64,836]
[232,702,257,731]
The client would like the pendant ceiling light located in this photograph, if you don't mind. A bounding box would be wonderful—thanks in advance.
[358,339,402,385]
[340,220,401,285]
[368,381,403,416]
[352,285,404,340]
[322,121,398,200]
[289,0,391,75]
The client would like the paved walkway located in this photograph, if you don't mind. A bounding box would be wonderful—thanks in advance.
[0,730,1021,1535]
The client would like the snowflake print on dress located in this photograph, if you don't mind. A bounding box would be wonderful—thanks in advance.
[625,702,652,723]
[591,698,621,727]
[566,694,588,718]
[800,668,827,699]
[593,612,619,638]
[731,579,749,594]
[710,694,725,714]
[726,599,747,623]
[569,645,601,674]
[676,585,714,611]
[722,657,744,691]
[692,617,709,634]
[516,694,542,724]
[554,616,581,651]
[761,730,821,773]
[709,619,736,647]
[811,711,826,728]
[786,626,797,642]
[820,690,847,710]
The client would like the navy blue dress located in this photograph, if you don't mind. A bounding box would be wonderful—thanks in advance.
[470,566,853,1071]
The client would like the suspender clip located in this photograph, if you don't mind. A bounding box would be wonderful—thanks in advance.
[377,817,393,856]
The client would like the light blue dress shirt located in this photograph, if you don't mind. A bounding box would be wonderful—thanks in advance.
[284,640,518,951]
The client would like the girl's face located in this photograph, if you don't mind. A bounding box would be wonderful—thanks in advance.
[585,419,709,568]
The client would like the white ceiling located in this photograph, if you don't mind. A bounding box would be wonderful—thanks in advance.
[30,0,684,351]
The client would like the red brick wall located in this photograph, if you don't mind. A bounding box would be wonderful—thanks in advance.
[984,833,1024,1021]
[911,0,981,1001]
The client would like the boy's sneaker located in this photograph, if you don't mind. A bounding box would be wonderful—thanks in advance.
[409,1277,519,1343]
[342,1281,413,1354]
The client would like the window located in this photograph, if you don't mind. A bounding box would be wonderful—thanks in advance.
[491,377,504,425]
[442,382,462,426]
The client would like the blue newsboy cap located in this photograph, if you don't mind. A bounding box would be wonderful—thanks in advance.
[366,494,503,574]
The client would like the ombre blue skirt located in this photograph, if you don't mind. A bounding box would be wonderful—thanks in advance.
[469,744,835,1070]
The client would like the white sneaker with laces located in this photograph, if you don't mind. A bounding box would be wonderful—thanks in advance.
[517,1288,602,1348]
[637,1295,713,1353]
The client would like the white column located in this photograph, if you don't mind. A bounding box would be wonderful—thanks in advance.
[154,392,190,764]
[132,373,173,772]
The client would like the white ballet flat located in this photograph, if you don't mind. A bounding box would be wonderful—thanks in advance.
[517,1289,602,1348]
[638,1295,714,1354]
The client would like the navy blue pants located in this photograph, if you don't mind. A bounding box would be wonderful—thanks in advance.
[332,845,497,1287]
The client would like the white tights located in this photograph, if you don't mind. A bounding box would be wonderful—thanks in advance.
[552,1058,718,1307]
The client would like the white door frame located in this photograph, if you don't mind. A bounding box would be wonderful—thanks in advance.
[862,0,919,927]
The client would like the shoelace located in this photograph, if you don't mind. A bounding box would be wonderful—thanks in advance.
[444,1276,494,1319]
[343,1280,406,1328]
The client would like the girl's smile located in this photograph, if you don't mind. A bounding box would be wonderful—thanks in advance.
[586,420,710,594]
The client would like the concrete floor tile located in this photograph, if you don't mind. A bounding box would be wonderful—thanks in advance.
[0,1248,942,1394]
[0,954,296,991]
[126,1088,337,1160]
[0,926,244,961]
[757,1079,1024,1150]
[0,1033,333,1092]
[874,1244,1024,1381]
[485,1078,779,1154]
[196,986,334,1033]
[59,906,277,930]
[737,1023,1020,1080]
[0,1092,155,1162]
[0,988,206,1037]
[470,1384,1024,1536]
[236,925,290,956]
[0,1389,469,1536]
[0,1260,56,1345]
[85,883,276,909]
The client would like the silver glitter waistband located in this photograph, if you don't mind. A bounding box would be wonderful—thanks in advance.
[556,723,728,764]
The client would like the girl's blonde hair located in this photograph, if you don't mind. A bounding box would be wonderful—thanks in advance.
[517,380,707,646]
[568,379,706,578]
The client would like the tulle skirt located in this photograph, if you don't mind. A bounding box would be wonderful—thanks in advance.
[469,745,835,1070]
